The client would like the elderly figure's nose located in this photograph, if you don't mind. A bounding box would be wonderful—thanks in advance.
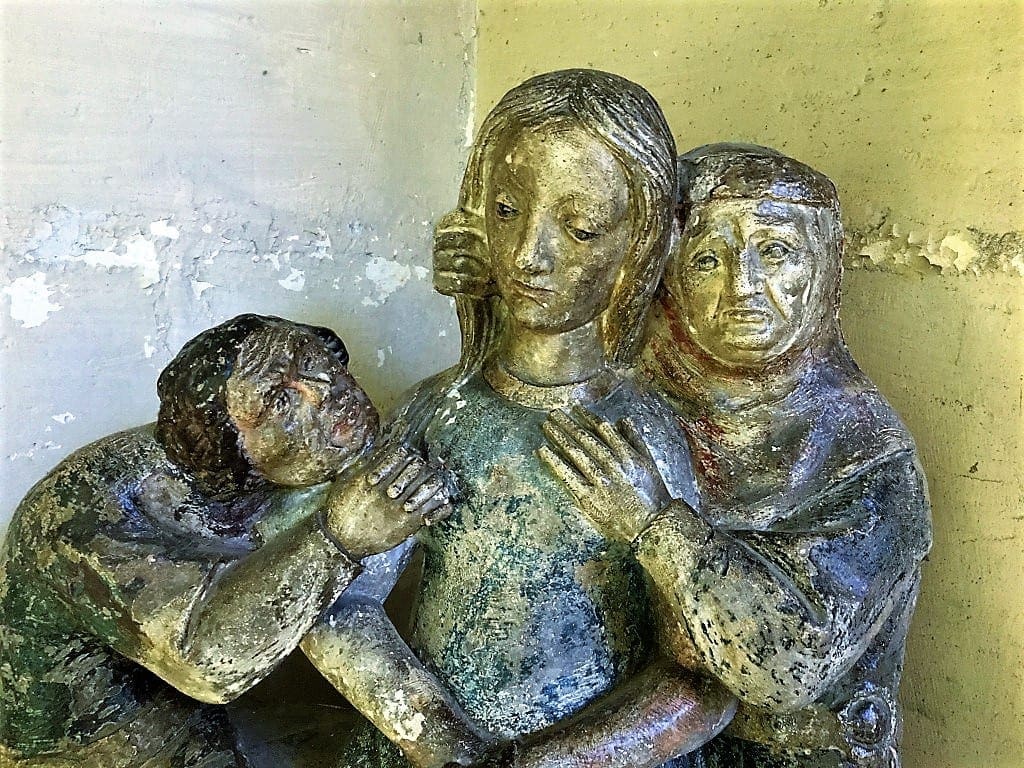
[727,241,766,299]
[515,214,556,276]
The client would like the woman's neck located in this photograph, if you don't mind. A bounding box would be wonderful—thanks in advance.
[498,318,607,386]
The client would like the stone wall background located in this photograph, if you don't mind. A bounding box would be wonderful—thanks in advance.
[2,1,1021,766]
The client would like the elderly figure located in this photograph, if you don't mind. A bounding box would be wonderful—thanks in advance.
[302,70,734,768]
[0,315,448,767]
[543,144,932,768]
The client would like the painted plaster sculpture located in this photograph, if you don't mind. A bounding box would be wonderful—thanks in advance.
[301,70,736,768]
[0,314,451,767]
[542,144,933,767]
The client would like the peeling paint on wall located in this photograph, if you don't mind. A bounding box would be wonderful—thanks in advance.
[847,209,1024,276]
[1,0,475,524]
[2,272,62,328]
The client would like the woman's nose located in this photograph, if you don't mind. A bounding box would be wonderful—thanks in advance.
[515,215,555,275]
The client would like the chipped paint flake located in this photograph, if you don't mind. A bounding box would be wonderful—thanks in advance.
[848,211,1024,276]
[191,280,215,299]
[76,237,161,288]
[364,257,413,304]
[278,268,306,292]
[3,272,62,328]
[50,413,76,425]
[149,220,180,240]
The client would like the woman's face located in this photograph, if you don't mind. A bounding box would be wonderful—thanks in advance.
[225,325,378,486]
[485,123,634,333]
[666,199,827,370]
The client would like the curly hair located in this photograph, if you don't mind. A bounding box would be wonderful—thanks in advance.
[155,314,348,496]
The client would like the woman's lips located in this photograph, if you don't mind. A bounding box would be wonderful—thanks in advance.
[509,279,555,307]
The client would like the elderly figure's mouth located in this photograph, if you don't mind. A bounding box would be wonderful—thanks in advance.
[721,306,774,326]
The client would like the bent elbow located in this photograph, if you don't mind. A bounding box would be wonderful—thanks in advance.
[148,647,270,704]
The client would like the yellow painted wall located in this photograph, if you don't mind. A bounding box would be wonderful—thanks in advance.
[475,2,1023,766]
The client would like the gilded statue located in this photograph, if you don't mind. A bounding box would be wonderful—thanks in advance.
[542,144,932,767]
[0,73,932,768]
[301,70,736,768]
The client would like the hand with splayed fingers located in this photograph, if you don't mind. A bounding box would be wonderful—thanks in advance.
[324,442,456,559]
[538,406,673,545]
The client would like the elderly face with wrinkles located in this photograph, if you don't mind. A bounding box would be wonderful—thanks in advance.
[225,325,378,487]
[665,198,832,371]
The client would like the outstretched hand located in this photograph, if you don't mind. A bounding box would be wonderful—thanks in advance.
[538,406,672,545]
[324,442,456,558]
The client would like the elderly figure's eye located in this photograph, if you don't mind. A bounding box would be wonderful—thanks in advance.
[495,200,518,220]
[692,251,721,272]
[761,241,794,265]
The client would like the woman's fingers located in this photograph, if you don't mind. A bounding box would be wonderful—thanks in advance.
[550,409,625,478]
[403,476,444,511]
[435,249,489,276]
[366,444,413,486]
[538,445,592,502]
[570,405,636,464]
[417,493,453,525]
[386,457,428,499]
[541,418,607,486]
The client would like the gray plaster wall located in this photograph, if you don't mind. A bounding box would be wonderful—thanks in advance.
[1,1,475,525]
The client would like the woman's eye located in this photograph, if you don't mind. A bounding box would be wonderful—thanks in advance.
[568,225,600,242]
[495,201,518,219]
[692,251,720,272]
[762,241,793,264]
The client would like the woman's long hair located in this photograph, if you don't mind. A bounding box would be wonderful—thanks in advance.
[394,69,677,446]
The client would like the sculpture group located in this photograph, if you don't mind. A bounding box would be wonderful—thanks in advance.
[0,70,931,768]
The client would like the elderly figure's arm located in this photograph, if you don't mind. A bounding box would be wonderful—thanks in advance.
[634,452,931,711]
[540,408,931,712]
